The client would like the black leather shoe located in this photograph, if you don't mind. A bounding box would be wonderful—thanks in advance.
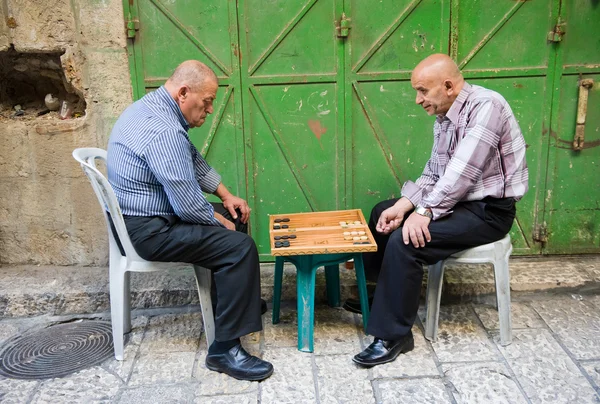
[206,344,274,381]
[352,332,414,367]
[342,296,373,314]
[261,298,268,315]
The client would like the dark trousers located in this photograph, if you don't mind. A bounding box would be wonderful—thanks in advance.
[364,197,516,340]
[121,204,262,342]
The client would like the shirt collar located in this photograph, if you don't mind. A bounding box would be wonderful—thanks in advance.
[155,86,190,132]
[443,82,473,125]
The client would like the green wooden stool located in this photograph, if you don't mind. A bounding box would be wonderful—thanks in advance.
[272,252,370,352]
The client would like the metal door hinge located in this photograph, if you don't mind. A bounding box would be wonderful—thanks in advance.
[547,17,566,43]
[573,78,594,151]
[126,13,140,39]
[533,224,548,244]
[336,13,351,38]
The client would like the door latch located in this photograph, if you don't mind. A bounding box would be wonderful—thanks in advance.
[573,78,594,151]
[547,17,566,42]
[125,13,140,39]
[336,13,351,38]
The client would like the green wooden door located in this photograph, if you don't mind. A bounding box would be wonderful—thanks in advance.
[543,0,600,253]
[124,0,246,201]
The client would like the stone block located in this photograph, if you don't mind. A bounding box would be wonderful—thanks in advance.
[194,351,259,396]
[530,297,600,360]
[581,361,600,389]
[6,0,75,52]
[119,385,196,404]
[128,351,197,387]
[418,304,499,363]
[0,377,39,403]
[140,312,203,354]
[377,378,453,403]
[260,348,316,403]
[102,316,149,381]
[0,123,31,179]
[0,5,10,51]
[30,367,122,403]
[262,306,299,350]
[75,0,126,49]
[313,307,362,355]
[473,301,546,330]
[194,393,258,404]
[315,354,374,404]
[498,329,599,403]
[442,362,528,404]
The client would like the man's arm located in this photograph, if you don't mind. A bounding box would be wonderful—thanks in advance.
[400,126,440,207]
[214,183,251,224]
[420,99,505,219]
[144,131,224,227]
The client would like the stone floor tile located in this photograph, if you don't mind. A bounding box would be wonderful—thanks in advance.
[260,348,316,403]
[195,393,258,404]
[102,315,149,381]
[0,321,19,345]
[128,351,196,387]
[119,384,195,403]
[314,354,374,404]
[377,378,452,404]
[473,302,545,330]
[313,308,362,355]
[263,308,299,349]
[531,297,600,360]
[581,361,600,389]
[442,362,528,404]
[510,261,592,291]
[498,329,599,403]
[419,305,499,362]
[139,312,202,354]
[369,329,439,379]
[194,351,259,396]
[30,367,122,403]
[0,376,39,403]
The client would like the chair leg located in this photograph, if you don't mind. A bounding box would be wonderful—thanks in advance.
[425,261,445,342]
[296,260,317,352]
[123,271,132,334]
[109,265,126,361]
[324,264,340,307]
[193,265,215,347]
[353,254,370,332]
[493,258,512,346]
[272,257,285,324]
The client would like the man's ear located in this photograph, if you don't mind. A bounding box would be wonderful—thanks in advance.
[444,79,454,95]
[177,86,189,102]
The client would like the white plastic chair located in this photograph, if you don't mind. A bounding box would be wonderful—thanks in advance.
[73,147,215,360]
[424,234,513,346]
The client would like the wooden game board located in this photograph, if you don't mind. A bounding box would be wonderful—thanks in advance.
[269,209,378,256]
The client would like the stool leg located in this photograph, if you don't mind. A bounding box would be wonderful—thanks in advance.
[494,258,512,346]
[324,264,341,307]
[272,257,284,324]
[296,257,317,352]
[425,261,445,342]
[353,254,370,332]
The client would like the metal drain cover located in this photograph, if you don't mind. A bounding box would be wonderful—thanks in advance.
[0,320,113,380]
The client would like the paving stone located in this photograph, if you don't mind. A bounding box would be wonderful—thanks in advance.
[315,354,374,404]
[498,329,599,403]
[128,352,196,387]
[0,321,19,345]
[260,348,316,403]
[140,312,202,354]
[581,361,600,389]
[194,350,259,396]
[313,307,362,355]
[442,362,528,404]
[119,384,195,403]
[194,393,258,404]
[0,376,39,403]
[531,297,600,359]
[263,307,299,349]
[510,260,592,291]
[377,378,452,403]
[102,317,149,383]
[419,304,499,362]
[30,367,122,403]
[473,302,546,330]
[370,328,439,379]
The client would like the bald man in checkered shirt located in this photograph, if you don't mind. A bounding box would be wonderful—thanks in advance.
[351,54,529,368]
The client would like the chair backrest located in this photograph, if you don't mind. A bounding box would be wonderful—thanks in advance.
[72,147,143,263]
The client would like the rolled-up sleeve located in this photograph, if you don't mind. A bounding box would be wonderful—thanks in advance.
[144,130,224,227]
[190,145,222,193]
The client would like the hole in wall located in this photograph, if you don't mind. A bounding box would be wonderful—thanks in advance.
[0,46,86,121]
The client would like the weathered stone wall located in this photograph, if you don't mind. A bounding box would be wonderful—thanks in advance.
[0,0,132,265]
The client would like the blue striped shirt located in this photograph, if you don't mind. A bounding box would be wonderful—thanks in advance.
[107,86,223,227]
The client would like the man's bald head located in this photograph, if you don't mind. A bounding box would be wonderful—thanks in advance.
[411,54,464,116]
[166,60,217,92]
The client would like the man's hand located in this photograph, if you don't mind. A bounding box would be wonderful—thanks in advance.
[221,194,251,224]
[402,212,431,248]
[215,212,235,231]
[376,197,414,234]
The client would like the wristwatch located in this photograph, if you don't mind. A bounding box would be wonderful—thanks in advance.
[415,205,433,219]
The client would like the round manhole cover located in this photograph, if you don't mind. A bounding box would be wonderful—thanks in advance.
[0,320,114,380]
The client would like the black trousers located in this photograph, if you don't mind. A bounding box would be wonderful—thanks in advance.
[364,197,516,340]
[121,204,262,342]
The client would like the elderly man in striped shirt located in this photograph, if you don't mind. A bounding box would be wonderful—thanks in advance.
[107,61,273,381]
[351,54,529,367]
